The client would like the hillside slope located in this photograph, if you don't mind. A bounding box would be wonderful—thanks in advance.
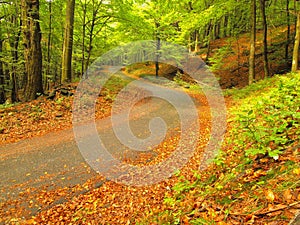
[143,72,300,224]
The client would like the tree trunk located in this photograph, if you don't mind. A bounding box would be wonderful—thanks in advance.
[188,34,192,53]
[249,0,256,85]
[194,30,199,52]
[8,10,21,103]
[21,0,43,101]
[285,0,290,65]
[155,22,160,78]
[205,22,212,62]
[85,0,104,74]
[292,11,300,72]
[236,37,241,77]
[294,0,298,27]
[260,0,270,78]
[0,38,5,104]
[46,0,52,91]
[222,15,228,38]
[81,0,87,77]
[85,17,96,73]
[61,0,75,83]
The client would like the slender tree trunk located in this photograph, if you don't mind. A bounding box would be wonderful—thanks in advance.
[0,38,5,104]
[249,0,256,85]
[188,1,194,53]
[188,35,192,53]
[61,0,75,83]
[236,37,241,76]
[194,30,199,52]
[285,0,290,64]
[155,22,160,78]
[85,0,104,74]
[81,0,87,77]
[85,18,96,73]
[46,0,52,91]
[155,38,160,78]
[205,22,212,62]
[11,61,18,103]
[212,23,217,40]
[8,12,21,103]
[222,15,228,38]
[217,22,221,39]
[259,0,270,78]
[21,0,43,101]
[294,0,298,27]
[292,11,300,72]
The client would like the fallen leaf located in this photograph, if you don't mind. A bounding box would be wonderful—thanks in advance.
[292,168,300,175]
[25,218,35,224]
[265,189,275,202]
[283,189,293,203]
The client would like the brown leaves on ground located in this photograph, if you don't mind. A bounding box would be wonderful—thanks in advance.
[0,89,112,145]
[152,140,300,224]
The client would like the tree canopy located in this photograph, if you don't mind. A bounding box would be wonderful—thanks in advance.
[0,0,299,101]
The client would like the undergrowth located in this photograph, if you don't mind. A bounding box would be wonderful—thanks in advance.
[230,73,300,158]
[143,73,300,224]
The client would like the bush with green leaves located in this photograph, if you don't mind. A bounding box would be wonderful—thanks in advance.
[230,73,300,159]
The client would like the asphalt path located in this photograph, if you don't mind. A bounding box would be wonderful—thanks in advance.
[0,77,202,223]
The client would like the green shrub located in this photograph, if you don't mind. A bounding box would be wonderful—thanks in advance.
[230,73,300,159]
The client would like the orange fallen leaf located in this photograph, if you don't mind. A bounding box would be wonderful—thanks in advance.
[283,189,293,203]
[25,218,36,224]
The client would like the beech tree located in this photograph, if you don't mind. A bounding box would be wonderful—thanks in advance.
[61,0,75,83]
[249,0,256,85]
[21,0,43,101]
[259,0,270,78]
[0,28,5,104]
[292,9,300,72]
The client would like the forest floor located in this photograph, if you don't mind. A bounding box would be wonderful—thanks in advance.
[0,72,214,224]
[1,71,299,225]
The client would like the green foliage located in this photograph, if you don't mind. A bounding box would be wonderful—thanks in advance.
[104,73,132,94]
[230,73,300,159]
[0,102,18,109]
[172,178,193,193]
[209,45,234,72]
[190,218,215,225]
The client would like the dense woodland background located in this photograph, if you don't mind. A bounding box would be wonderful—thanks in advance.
[0,0,299,103]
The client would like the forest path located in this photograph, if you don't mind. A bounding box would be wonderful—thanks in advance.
[0,75,206,223]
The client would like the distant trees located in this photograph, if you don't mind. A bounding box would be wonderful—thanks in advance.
[0,0,299,103]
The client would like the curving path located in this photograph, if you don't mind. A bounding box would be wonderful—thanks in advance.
[0,76,203,223]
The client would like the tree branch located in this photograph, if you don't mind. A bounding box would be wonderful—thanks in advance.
[229,201,300,217]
